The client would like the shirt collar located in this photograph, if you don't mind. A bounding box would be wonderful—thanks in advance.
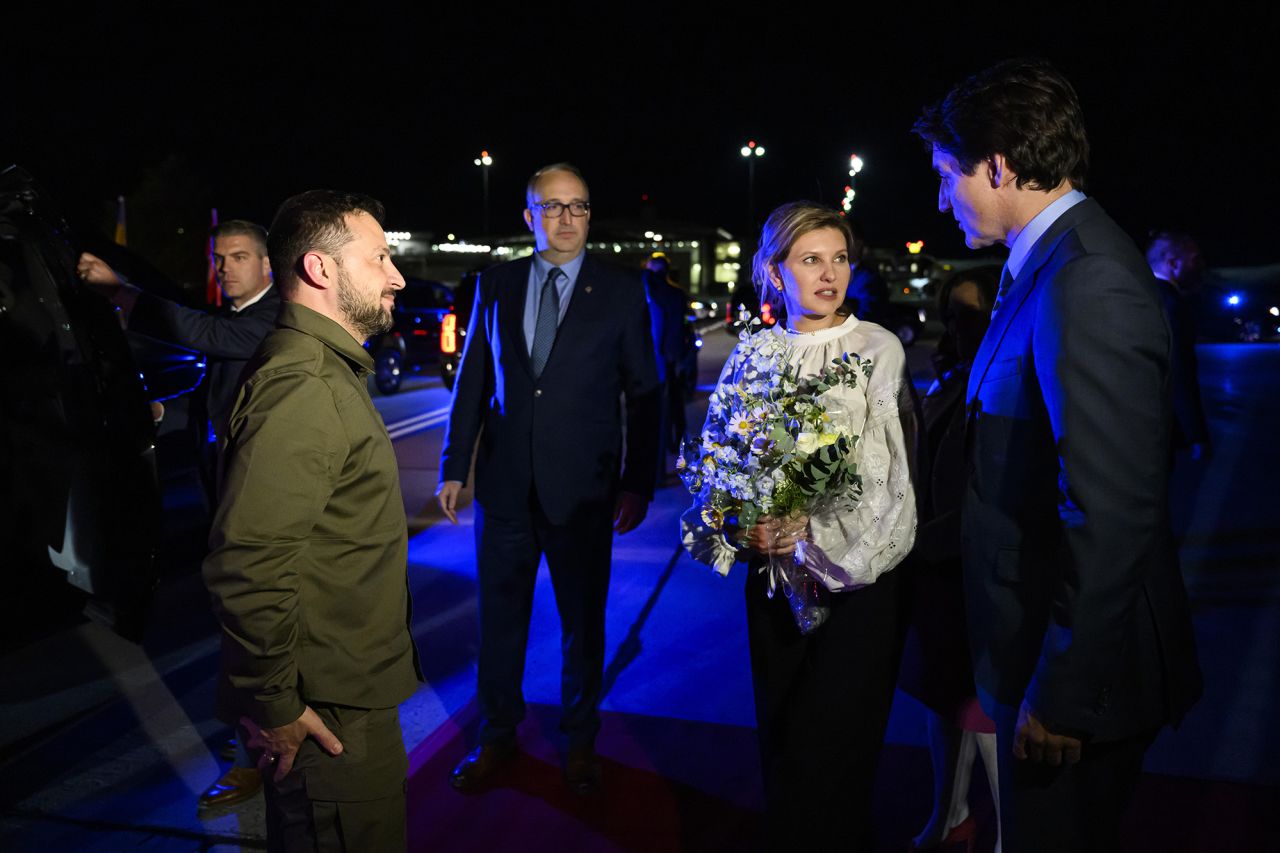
[531,249,585,285]
[229,283,273,313]
[1007,189,1087,279]
[277,301,375,374]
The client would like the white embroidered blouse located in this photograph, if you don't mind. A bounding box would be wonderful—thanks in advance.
[681,314,918,591]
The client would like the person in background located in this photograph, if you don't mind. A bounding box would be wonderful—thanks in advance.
[643,252,689,477]
[844,219,889,324]
[1146,230,1211,461]
[438,163,660,795]
[898,266,1002,853]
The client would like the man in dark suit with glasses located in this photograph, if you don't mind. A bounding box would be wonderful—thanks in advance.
[438,163,660,795]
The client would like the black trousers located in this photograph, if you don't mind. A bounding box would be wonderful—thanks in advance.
[244,705,407,853]
[991,702,1155,853]
[474,491,615,748]
[745,565,907,852]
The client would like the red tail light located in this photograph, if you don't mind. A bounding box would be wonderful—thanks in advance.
[441,313,457,354]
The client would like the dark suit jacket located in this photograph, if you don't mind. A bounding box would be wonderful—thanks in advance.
[645,271,687,379]
[846,263,889,323]
[129,286,281,440]
[441,255,660,525]
[1155,278,1210,450]
[963,198,1202,741]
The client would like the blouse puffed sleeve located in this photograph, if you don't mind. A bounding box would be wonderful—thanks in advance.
[680,344,747,577]
[803,338,918,590]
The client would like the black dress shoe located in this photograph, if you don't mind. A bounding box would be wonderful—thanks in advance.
[564,744,601,795]
[449,741,516,791]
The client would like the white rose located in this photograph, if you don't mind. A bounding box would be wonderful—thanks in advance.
[795,432,819,454]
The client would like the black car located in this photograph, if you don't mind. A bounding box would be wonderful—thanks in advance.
[367,277,454,394]
[1,166,208,642]
[438,270,479,391]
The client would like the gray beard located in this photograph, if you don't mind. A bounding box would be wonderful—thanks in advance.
[337,267,393,339]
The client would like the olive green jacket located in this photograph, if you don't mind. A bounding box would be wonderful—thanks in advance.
[203,302,421,729]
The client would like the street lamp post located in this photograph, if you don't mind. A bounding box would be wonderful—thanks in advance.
[841,153,865,215]
[739,139,766,229]
[473,150,493,234]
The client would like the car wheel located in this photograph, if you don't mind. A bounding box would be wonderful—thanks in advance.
[895,323,917,348]
[374,349,403,394]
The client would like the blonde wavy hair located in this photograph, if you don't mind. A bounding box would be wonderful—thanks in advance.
[751,202,855,312]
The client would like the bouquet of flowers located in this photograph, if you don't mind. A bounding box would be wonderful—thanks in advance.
[680,325,872,633]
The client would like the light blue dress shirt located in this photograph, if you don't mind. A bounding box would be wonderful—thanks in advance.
[1007,189,1087,279]
[524,250,584,355]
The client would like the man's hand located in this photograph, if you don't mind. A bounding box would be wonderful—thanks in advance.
[435,480,463,524]
[241,706,343,783]
[743,514,809,556]
[1013,700,1082,766]
[613,491,648,534]
[76,252,124,287]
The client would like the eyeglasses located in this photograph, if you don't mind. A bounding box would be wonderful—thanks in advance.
[532,201,591,218]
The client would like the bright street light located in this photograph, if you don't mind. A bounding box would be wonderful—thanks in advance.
[474,150,493,233]
[842,153,865,214]
[740,140,765,227]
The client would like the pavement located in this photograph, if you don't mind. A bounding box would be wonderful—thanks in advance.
[1,328,1277,851]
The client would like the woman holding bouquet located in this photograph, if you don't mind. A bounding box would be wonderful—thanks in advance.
[682,202,918,850]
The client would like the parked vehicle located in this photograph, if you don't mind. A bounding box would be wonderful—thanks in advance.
[1,165,201,642]
[438,270,478,392]
[367,277,453,394]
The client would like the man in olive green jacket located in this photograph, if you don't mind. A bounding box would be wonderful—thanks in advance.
[203,190,421,851]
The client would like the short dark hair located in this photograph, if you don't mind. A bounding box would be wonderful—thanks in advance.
[267,191,385,292]
[211,219,268,255]
[1145,229,1200,266]
[526,163,590,209]
[913,57,1089,191]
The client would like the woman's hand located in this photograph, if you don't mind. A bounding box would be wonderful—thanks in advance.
[742,514,810,556]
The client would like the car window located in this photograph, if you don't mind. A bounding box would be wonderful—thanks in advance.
[398,280,452,310]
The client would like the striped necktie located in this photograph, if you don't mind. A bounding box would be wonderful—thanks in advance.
[529,266,563,377]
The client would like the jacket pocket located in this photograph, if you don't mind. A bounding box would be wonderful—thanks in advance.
[982,355,1022,384]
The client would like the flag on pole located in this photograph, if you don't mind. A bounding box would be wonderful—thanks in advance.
[113,195,127,246]
[206,207,222,307]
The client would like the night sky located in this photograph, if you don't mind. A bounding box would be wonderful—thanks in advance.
[7,5,1279,282]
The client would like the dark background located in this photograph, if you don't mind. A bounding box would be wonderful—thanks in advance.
[6,4,1278,285]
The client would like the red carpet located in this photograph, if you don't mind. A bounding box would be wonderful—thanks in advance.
[406,702,1276,852]
[407,702,764,852]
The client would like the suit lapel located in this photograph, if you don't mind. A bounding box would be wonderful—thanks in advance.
[966,199,1100,406]
[498,257,535,379]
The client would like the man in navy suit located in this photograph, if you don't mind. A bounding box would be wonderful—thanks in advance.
[437,163,660,794]
[77,221,280,447]
[914,59,1201,851]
